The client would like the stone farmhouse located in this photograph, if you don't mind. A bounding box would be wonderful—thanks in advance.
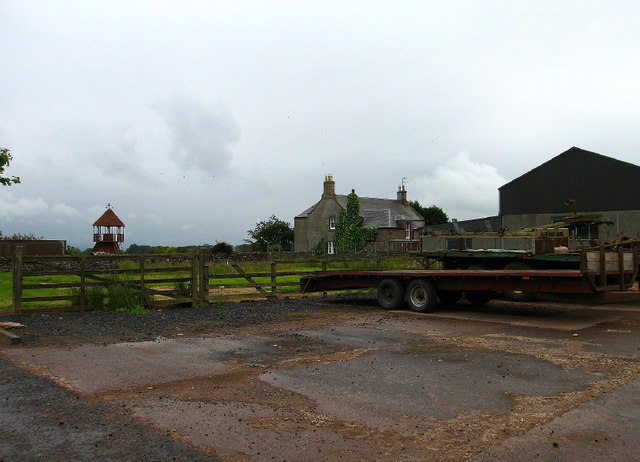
[294,176,424,253]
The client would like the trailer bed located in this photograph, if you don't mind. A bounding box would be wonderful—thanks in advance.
[301,269,609,294]
[300,249,639,312]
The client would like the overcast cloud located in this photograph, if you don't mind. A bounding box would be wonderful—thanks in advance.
[155,95,240,176]
[1,1,640,249]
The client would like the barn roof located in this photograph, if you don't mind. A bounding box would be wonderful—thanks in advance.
[93,208,125,227]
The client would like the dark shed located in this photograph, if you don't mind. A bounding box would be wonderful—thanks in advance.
[499,147,640,215]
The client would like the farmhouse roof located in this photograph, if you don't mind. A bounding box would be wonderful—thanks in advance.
[296,195,423,228]
[93,208,125,227]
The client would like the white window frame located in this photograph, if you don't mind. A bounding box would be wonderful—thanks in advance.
[327,240,335,254]
[329,215,336,230]
[405,222,412,240]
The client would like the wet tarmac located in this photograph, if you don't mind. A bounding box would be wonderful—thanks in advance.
[3,299,640,461]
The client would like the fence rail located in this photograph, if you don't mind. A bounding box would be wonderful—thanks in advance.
[7,247,426,314]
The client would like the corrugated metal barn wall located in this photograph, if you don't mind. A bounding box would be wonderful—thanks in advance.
[499,147,640,215]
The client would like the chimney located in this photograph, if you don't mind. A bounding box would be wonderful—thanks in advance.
[322,174,336,198]
[397,185,408,204]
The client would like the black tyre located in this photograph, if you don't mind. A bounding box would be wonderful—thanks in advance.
[406,279,438,313]
[377,278,405,310]
[438,290,462,305]
[503,262,537,302]
[466,290,492,305]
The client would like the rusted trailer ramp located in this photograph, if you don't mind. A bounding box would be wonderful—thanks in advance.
[301,249,640,312]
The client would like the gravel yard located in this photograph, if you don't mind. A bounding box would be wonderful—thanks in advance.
[2,296,640,461]
[0,295,358,347]
[0,296,366,462]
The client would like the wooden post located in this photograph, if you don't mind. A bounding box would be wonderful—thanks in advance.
[322,260,328,297]
[599,244,606,290]
[197,248,208,305]
[80,255,86,310]
[140,256,146,304]
[271,262,277,299]
[618,246,625,290]
[12,246,24,314]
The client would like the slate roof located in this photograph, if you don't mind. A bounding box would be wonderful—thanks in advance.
[93,208,125,227]
[426,216,501,234]
[296,195,423,228]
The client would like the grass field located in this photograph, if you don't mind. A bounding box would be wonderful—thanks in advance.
[2,255,424,312]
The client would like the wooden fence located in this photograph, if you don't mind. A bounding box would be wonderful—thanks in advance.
[8,247,427,314]
[10,247,198,314]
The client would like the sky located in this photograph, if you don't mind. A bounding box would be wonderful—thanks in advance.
[2,1,640,250]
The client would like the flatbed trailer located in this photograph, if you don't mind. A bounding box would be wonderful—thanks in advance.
[300,248,639,312]
[424,249,582,270]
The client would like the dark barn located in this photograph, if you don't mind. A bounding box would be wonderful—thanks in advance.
[499,147,640,241]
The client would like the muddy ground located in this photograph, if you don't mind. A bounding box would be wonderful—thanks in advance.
[1,295,640,461]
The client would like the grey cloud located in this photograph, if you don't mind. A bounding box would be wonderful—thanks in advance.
[155,96,240,176]
[61,124,157,185]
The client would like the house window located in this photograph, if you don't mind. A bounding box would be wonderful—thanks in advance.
[329,215,336,229]
[327,241,335,254]
[405,222,412,240]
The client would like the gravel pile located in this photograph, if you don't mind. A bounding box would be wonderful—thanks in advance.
[0,295,374,347]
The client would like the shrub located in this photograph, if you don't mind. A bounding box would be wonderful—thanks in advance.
[69,285,106,307]
[211,242,233,255]
[174,281,192,297]
[105,275,152,311]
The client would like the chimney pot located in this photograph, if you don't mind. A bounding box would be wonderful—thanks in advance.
[322,175,336,198]
[397,185,408,204]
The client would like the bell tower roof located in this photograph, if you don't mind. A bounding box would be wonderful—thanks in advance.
[93,208,125,227]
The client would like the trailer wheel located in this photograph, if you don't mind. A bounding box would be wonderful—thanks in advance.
[439,290,462,305]
[377,278,405,310]
[466,290,492,306]
[406,279,438,312]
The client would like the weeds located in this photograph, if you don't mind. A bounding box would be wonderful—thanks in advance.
[115,305,149,314]
[68,285,106,307]
[105,274,152,311]
[174,281,192,297]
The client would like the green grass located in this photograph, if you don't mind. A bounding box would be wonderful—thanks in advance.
[0,272,11,310]
[3,255,422,311]
[115,306,150,314]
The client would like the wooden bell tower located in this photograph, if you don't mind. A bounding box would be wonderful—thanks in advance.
[92,205,125,254]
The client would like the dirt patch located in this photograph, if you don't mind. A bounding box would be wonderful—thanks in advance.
[3,298,640,461]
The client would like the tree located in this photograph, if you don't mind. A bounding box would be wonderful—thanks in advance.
[245,215,294,252]
[1,232,44,240]
[335,191,376,253]
[0,148,20,186]
[211,241,233,255]
[125,244,153,254]
[410,200,449,226]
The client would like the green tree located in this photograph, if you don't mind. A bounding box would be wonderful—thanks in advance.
[125,244,153,254]
[211,241,234,255]
[335,192,376,253]
[410,200,448,226]
[0,147,20,186]
[245,215,294,252]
